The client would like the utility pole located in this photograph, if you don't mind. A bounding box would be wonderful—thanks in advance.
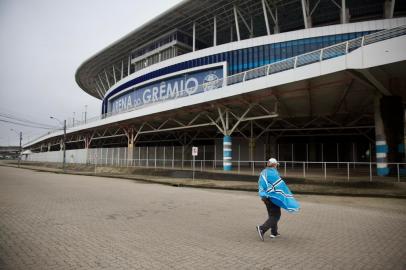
[10,129,22,168]
[63,119,66,172]
[19,131,22,168]
[50,116,66,172]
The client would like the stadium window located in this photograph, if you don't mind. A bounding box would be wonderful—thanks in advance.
[243,49,249,70]
[264,44,270,63]
[248,47,253,69]
[259,46,264,66]
[275,43,280,61]
[236,50,241,73]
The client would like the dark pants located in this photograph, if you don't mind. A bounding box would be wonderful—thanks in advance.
[260,198,281,235]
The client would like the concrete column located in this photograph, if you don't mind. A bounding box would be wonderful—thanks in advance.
[375,96,404,176]
[127,130,134,165]
[128,141,134,166]
[223,135,232,171]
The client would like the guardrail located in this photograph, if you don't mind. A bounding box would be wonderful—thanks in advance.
[26,25,406,146]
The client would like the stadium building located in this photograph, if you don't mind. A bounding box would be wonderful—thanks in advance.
[25,0,406,177]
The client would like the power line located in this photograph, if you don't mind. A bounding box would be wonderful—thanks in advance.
[0,119,56,130]
[0,112,56,129]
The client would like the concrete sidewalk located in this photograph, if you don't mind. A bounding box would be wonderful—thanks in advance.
[1,161,406,198]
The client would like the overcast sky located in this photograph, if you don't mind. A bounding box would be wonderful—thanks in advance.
[0,0,182,146]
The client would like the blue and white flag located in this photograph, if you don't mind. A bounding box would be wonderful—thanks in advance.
[258,167,300,212]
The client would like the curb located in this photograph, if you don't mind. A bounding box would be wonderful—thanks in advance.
[1,163,405,199]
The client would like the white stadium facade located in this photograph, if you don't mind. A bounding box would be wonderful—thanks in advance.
[25,0,406,177]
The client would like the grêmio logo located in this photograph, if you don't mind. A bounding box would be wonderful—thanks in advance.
[109,67,223,114]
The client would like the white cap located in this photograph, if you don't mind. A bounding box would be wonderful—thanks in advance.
[268,158,279,165]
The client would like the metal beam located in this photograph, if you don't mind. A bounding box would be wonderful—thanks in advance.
[121,60,124,79]
[301,0,311,28]
[262,0,270,35]
[359,70,391,96]
[384,0,396,19]
[112,65,117,84]
[213,16,217,46]
[233,5,241,41]
[341,0,346,24]
[104,69,111,88]
[192,22,196,51]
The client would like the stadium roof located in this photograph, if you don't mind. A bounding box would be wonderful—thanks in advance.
[75,0,404,100]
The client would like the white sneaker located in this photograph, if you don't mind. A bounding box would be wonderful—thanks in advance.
[270,233,280,238]
[256,226,264,241]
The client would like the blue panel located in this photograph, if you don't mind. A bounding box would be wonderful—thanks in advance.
[224,165,232,171]
[108,67,223,114]
[376,145,389,153]
[398,144,405,153]
[377,167,390,176]
[223,136,232,143]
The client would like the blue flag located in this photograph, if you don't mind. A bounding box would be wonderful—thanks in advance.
[258,167,300,212]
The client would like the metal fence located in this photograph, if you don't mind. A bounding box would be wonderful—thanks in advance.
[87,157,406,183]
[25,145,406,183]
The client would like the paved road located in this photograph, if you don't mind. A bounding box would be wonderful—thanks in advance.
[0,166,405,270]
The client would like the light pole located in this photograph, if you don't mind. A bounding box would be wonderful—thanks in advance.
[84,105,88,124]
[50,116,66,172]
[10,129,22,168]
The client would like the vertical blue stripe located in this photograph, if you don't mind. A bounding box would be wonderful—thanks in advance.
[377,167,390,176]
[376,145,388,153]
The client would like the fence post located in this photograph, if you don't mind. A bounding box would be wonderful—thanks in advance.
[172,146,175,168]
[146,146,149,168]
[238,144,241,173]
[203,145,206,170]
[182,146,184,169]
[397,163,400,182]
[163,146,166,168]
[252,161,255,175]
[303,162,306,179]
[369,162,372,182]
[214,144,216,169]
[324,162,327,181]
[125,147,127,167]
[138,147,141,166]
[284,161,287,176]
[118,148,120,167]
[347,162,350,182]
[154,146,157,169]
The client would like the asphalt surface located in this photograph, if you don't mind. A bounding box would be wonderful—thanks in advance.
[0,166,405,269]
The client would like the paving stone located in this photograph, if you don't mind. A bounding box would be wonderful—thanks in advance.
[0,166,405,270]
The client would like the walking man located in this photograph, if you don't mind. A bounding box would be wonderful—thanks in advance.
[256,158,300,241]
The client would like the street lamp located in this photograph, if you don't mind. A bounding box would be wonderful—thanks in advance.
[84,105,88,124]
[10,129,22,168]
[50,116,66,172]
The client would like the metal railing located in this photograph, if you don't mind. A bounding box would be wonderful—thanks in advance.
[83,157,405,183]
[26,25,406,146]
